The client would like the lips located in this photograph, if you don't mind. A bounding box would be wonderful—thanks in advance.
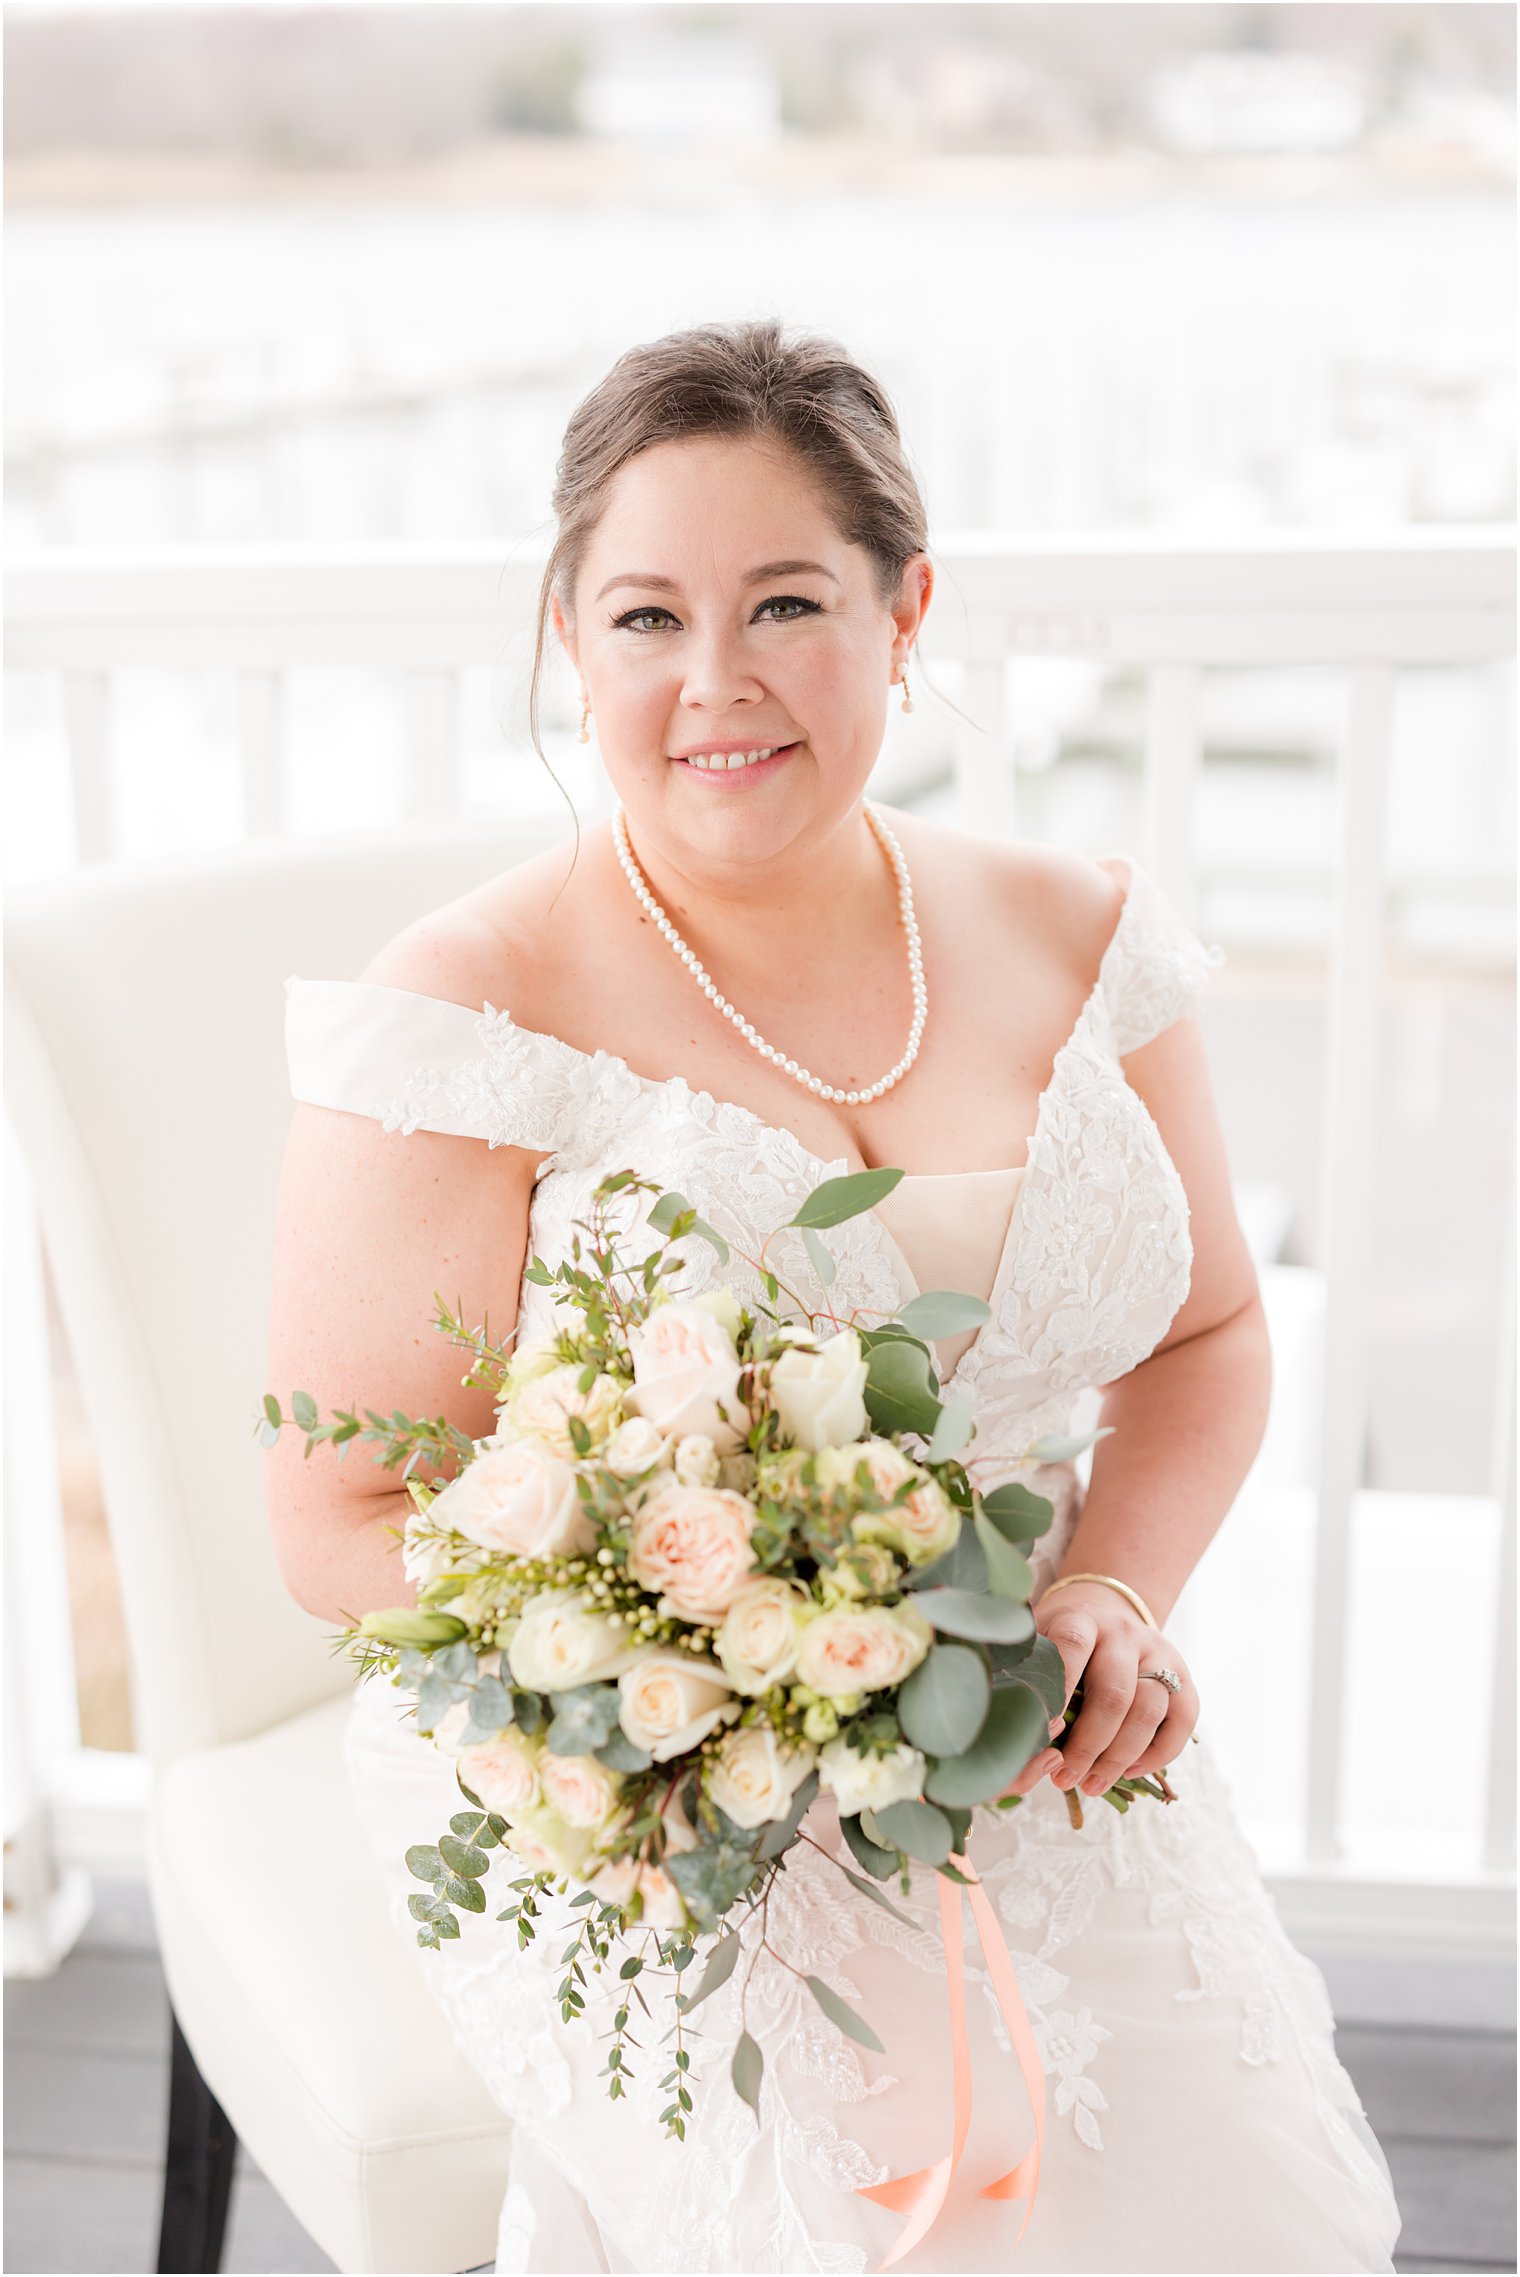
[671,741,801,780]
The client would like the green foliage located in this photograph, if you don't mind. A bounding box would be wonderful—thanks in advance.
[546,1683,624,1757]
[896,1642,991,1757]
[912,1588,1035,1644]
[924,1683,1050,1807]
[803,1973,884,2052]
[785,1167,904,1229]
[872,1796,956,1866]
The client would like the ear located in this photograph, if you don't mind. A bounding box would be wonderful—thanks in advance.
[550,591,579,677]
[890,553,934,668]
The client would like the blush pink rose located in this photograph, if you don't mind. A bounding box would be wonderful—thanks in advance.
[433,1439,593,1559]
[626,1301,748,1453]
[627,1482,758,1624]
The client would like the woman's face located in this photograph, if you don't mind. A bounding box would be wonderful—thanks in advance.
[553,432,931,872]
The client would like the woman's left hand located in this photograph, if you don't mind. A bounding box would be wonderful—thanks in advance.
[1002,1578,1200,1800]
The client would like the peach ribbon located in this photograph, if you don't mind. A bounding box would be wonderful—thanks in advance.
[856,1851,1046,2272]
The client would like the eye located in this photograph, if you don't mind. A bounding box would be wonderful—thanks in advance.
[607,594,824,634]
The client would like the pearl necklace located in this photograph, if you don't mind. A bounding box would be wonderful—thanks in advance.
[611,798,927,1106]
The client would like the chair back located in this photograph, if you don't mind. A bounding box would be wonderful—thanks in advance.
[5,812,576,1765]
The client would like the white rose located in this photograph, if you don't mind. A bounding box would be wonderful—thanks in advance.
[707,1725,816,1831]
[431,1439,593,1559]
[453,1726,542,1815]
[794,1600,934,1698]
[499,1330,563,1391]
[538,1751,626,1832]
[507,1364,624,1458]
[603,1416,672,1479]
[503,1803,595,1879]
[632,1859,689,1930]
[627,1482,758,1624]
[691,1285,745,1342]
[818,1736,927,1819]
[770,1328,870,1453]
[507,1591,642,1692]
[715,1577,810,1695]
[626,1300,748,1452]
[618,1651,740,1762]
[853,1480,961,1568]
[583,1852,640,1908]
[673,1434,721,1488]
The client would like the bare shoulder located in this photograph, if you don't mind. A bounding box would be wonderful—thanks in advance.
[356,834,589,1020]
[882,806,1128,979]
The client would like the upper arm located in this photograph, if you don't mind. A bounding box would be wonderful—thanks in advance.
[265,913,545,1603]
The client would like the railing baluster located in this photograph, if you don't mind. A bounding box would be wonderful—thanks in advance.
[1142,665,1203,908]
[1304,663,1394,1866]
[402,668,460,816]
[61,671,113,865]
[1484,1121,1516,1873]
[954,613,1015,837]
[235,670,285,839]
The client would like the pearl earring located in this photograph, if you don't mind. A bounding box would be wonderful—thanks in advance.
[899,660,914,714]
[577,694,591,744]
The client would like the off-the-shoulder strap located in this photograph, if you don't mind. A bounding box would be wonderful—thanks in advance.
[283,975,642,1162]
[1101,860,1227,1056]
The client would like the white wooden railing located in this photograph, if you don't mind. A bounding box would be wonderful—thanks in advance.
[5,531,1515,1999]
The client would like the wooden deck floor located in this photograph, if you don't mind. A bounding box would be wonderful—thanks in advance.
[4,1878,1514,2275]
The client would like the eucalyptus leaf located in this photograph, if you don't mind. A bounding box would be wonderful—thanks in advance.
[981,1481,1056,1543]
[595,1726,654,1773]
[837,1865,918,1927]
[439,1834,490,1879]
[1022,1427,1116,1464]
[862,1338,943,1439]
[925,1385,977,1463]
[896,1642,991,1758]
[432,1642,478,1684]
[405,1844,444,1884]
[924,1684,1051,1807]
[800,1225,837,1289]
[787,1167,904,1231]
[906,1522,989,1596]
[895,1289,992,1340]
[443,1872,487,1912]
[547,1683,623,1758]
[872,1797,955,1866]
[754,1770,820,1863]
[913,1588,1036,1644]
[840,1813,897,1881]
[461,1674,514,1742]
[678,1932,742,2014]
[256,1417,281,1449]
[648,1189,731,1265]
[973,1509,1036,1602]
[731,2031,765,2118]
[987,1633,1068,1719]
[803,1973,885,2053]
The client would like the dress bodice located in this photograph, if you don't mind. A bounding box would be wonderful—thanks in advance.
[283,850,1226,1491]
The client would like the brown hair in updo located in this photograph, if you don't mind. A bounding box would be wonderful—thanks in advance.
[525,315,935,867]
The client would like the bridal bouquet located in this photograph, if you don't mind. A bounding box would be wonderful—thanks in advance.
[261,1166,1173,2136]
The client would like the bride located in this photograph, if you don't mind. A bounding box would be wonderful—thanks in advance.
[269,316,1403,2273]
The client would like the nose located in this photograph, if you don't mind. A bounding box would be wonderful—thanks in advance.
[678,623,767,717]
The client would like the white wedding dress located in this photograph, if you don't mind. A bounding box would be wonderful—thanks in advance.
[285,852,1403,2275]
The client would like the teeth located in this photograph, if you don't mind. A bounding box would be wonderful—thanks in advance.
[686,746,779,770]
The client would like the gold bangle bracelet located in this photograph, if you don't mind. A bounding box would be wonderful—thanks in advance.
[1039,1571,1159,1628]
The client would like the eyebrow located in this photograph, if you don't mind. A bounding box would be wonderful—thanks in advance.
[593,559,841,604]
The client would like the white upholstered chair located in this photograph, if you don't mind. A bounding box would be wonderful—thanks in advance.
[5,811,577,2274]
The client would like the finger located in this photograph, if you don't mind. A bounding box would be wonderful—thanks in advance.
[1001,1747,1063,1800]
[1124,1682,1201,1780]
[1051,1637,1138,1789]
[1079,1686,1170,1796]
[1037,1604,1099,1727]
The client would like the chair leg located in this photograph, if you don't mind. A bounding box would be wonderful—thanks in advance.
[157,2006,239,2273]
